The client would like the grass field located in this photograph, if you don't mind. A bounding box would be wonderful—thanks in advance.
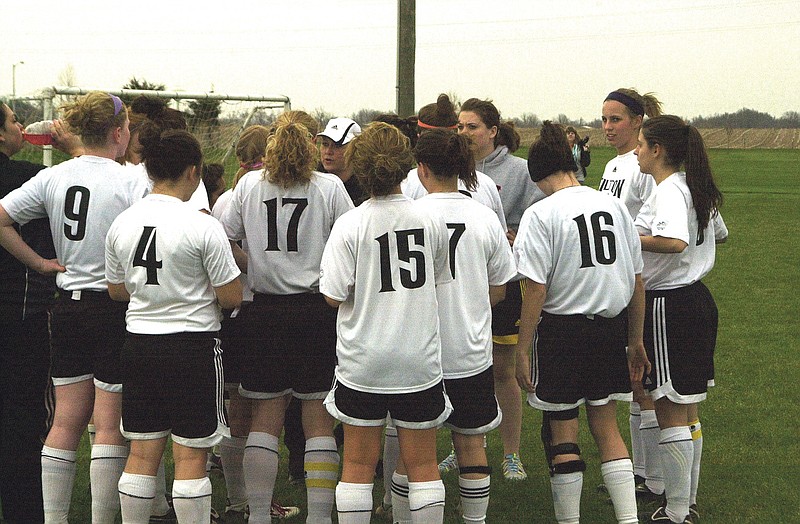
[9,146,799,523]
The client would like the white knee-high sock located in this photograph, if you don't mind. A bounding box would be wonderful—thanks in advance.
[244,432,280,524]
[172,477,212,524]
[119,472,157,524]
[150,457,171,517]
[601,459,638,524]
[550,471,582,524]
[335,481,373,524]
[659,426,693,523]
[382,425,399,507]
[629,403,645,479]
[391,472,411,524]
[220,435,248,507]
[689,419,703,506]
[641,409,665,495]
[41,446,77,524]
[90,444,128,524]
[304,436,339,524]
[408,479,445,524]
[459,475,490,524]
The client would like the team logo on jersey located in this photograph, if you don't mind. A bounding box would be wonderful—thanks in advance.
[655,221,667,231]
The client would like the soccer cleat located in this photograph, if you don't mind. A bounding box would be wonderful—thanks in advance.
[224,498,250,521]
[687,504,700,523]
[374,501,393,521]
[501,453,528,481]
[645,505,690,523]
[438,448,459,474]
[149,495,176,523]
[270,501,300,519]
[210,507,222,524]
[207,449,224,477]
[636,483,665,505]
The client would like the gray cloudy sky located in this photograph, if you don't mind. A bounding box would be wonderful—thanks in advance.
[4,0,798,122]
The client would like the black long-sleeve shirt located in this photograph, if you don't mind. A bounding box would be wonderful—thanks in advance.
[0,152,57,319]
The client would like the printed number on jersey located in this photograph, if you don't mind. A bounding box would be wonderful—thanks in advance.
[446,223,466,279]
[133,226,162,285]
[64,186,90,241]
[376,228,427,292]
[264,197,308,252]
[573,212,617,268]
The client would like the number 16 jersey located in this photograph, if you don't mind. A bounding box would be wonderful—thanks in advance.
[514,186,643,318]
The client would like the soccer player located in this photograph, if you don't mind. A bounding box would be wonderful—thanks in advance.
[634,115,727,524]
[457,98,545,480]
[320,122,452,524]
[599,88,666,501]
[0,91,147,523]
[514,121,649,524]
[409,129,517,524]
[105,123,242,524]
[219,111,353,524]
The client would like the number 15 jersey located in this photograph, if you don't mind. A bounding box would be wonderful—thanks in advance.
[320,194,452,394]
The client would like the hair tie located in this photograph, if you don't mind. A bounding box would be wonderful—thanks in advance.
[605,91,645,116]
[417,120,457,130]
[240,161,264,170]
[109,94,123,116]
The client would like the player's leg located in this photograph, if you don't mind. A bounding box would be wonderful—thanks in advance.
[91,385,127,524]
[397,427,444,524]
[452,432,491,524]
[245,395,290,524]
[119,437,168,524]
[220,389,251,517]
[337,423,383,524]
[542,410,584,524]
[652,399,692,524]
[172,442,214,524]
[301,398,338,523]
[586,402,637,524]
[41,379,94,524]
[688,403,702,522]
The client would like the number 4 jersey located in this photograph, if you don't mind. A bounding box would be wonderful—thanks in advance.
[0,155,149,291]
[514,186,644,318]
[105,194,241,334]
[320,194,453,394]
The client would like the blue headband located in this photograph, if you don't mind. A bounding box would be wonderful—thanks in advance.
[605,91,644,117]
[109,94,123,116]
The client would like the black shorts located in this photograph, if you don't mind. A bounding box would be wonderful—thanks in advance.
[49,290,127,391]
[643,281,718,403]
[219,303,250,387]
[528,311,632,411]
[238,293,336,400]
[120,332,228,448]
[443,367,502,434]
[492,279,522,345]
[324,380,452,430]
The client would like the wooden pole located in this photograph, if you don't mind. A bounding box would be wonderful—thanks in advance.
[396,0,416,118]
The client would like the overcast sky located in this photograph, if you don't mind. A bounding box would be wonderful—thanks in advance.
[4,0,798,122]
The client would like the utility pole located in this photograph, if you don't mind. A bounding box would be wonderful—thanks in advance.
[12,61,24,111]
[396,0,415,118]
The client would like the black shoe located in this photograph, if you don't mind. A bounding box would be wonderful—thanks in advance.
[636,483,665,506]
[149,495,176,523]
[645,505,690,523]
[687,504,700,523]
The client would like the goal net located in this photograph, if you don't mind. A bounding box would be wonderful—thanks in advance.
[18,86,291,168]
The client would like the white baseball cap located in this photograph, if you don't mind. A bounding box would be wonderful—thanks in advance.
[317,118,361,145]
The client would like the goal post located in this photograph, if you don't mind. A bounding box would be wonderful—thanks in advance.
[37,86,291,166]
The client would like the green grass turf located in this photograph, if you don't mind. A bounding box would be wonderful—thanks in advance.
[10,147,798,523]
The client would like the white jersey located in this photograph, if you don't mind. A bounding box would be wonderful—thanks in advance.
[106,194,241,334]
[319,194,452,394]
[635,172,727,291]
[124,161,211,212]
[1,155,148,291]
[415,193,517,379]
[598,149,655,218]
[211,189,254,303]
[401,168,508,232]
[514,186,643,318]
[219,170,353,295]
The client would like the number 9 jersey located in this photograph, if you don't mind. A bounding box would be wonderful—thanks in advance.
[513,186,643,318]
[0,156,149,291]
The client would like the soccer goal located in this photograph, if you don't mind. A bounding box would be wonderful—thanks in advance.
[32,86,291,166]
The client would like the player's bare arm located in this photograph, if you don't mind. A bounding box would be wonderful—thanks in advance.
[639,234,687,253]
[626,274,650,382]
